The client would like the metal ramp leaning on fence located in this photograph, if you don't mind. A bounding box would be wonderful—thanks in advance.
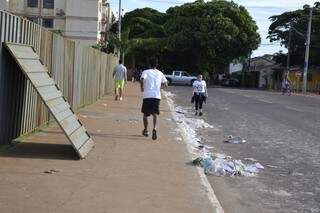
[5,43,94,159]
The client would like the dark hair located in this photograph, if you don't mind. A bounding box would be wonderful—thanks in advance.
[119,59,122,64]
[149,57,158,68]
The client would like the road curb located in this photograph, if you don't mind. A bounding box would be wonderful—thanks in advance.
[163,92,225,213]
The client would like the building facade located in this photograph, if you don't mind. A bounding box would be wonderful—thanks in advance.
[98,0,112,43]
[248,56,280,89]
[0,0,112,45]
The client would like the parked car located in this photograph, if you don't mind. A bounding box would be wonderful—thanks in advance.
[165,71,197,86]
[221,78,240,87]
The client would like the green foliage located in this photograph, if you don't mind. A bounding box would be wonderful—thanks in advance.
[164,0,260,76]
[108,1,260,78]
[268,2,320,67]
[91,42,105,50]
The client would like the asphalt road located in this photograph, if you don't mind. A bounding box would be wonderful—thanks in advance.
[168,86,320,213]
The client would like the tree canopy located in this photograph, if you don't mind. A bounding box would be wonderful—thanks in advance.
[108,0,260,78]
[164,0,260,76]
[268,2,320,67]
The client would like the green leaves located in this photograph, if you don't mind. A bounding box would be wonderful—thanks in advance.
[113,0,260,77]
[268,2,320,66]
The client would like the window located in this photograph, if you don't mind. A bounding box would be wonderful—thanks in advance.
[43,0,54,9]
[174,71,180,76]
[42,18,53,28]
[27,17,39,24]
[27,0,38,8]
[182,72,189,77]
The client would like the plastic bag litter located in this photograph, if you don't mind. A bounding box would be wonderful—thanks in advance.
[224,135,246,144]
[193,155,264,177]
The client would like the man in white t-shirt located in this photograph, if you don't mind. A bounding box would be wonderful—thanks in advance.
[140,58,168,140]
[113,59,127,101]
[192,74,208,116]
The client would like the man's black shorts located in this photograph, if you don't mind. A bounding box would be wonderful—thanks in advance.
[141,98,160,116]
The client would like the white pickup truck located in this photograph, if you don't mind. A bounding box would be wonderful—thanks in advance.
[165,71,197,86]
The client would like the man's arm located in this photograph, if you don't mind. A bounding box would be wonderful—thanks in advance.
[140,78,144,92]
[161,81,168,89]
[205,81,208,97]
[112,67,116,78]
[124,68,128,83]
[161,73,168,89]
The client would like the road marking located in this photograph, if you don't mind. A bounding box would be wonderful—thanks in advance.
[258,99,273,104]
[285,106,304,112]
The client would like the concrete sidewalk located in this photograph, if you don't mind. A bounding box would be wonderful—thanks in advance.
[0,83,222,213]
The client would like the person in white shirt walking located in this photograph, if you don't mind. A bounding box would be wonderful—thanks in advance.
[140,58,168,140]
[113,59,127,101]
[192,74,208,116]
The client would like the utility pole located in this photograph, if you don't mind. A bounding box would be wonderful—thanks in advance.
[105,2,110,48]
[118,0,122,58]
[302,7,313,94]
[286,28,292,70]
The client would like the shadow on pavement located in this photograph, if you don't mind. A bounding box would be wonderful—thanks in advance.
[90,132,149,142]
[0,142,78,160]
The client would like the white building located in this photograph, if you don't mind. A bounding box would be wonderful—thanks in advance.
[0,0,112,45]
[98,0,112,43]
[249,56,280,89]
[229,63,243,74]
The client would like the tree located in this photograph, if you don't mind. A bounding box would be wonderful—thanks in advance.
[164,0,260,78]
[108,1,260,79]
[268,3,320,67]
[108,8,167,68]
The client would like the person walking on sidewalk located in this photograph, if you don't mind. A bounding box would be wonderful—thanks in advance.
[113,59,127,101]
[140,58,168,140]
[192,74,208,116]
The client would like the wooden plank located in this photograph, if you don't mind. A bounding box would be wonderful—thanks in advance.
[6,43,39,59]
[78,139,94,159]
[28,72,55,87]
[17,58,47,73]
[4,42,95,159]
[47,98,70,114]
[60,114,81,135]
[55,109,73,122]
[69,126,90,149]
[37,85,63,101]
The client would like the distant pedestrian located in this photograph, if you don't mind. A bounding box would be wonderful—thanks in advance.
[113,59,127,101]
[192,74,208,116]
[282,73,291,96]
[140,58,168,140]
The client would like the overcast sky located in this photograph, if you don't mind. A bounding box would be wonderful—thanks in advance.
[109,0,318,57]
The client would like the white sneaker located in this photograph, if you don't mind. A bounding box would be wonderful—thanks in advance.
[119,97,123,101]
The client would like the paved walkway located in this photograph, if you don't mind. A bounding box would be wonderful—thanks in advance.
[0,83,222,213]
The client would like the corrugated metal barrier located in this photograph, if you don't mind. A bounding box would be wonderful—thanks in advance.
[0,10,117,145]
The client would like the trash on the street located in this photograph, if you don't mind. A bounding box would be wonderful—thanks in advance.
[44,169,61,174]
[187,118,214,129]
[266,164,278,169]
[175,110,185,114]
[193,154,264,177]
[198,145,205,149]
[244,157,258,162]
[165,91,264,178]
[176,137,182,141]
[224,135,246,144]
[129,118,139,124]
[165,91,175,98]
